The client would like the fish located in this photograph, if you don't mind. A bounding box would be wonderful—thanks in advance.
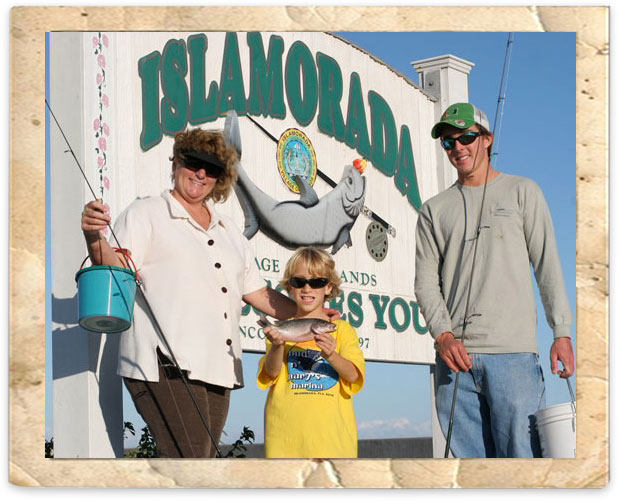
[224,110,367,254]
[257,314,336,343]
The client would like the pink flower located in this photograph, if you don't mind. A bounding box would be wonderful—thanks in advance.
[96,73,103,85]
[103,203,110,213]
[92,36,98,47]
[102,94,109,107]
[98,137,107,151]
[102,226,109,236]
[97,54,106,68]
[97,156,104,168]
[103,177,110,190]
[102,34,109,47]
[93,118,101,131]
[103,123,110,136]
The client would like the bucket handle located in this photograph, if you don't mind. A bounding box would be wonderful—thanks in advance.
[79,247,140,282]
[566,377,576,416]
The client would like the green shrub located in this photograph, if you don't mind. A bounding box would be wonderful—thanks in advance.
[45,438,54,458]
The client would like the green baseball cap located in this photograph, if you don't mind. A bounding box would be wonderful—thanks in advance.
[431,103,490,139]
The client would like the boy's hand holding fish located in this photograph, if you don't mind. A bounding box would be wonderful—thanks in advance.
[315,333,360,384]
[314,331,336,358]
[262,325,286,379]
[262,325,285,346]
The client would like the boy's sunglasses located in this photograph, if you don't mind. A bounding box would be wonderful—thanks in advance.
[440,131,483,150]
[289,277,330,289]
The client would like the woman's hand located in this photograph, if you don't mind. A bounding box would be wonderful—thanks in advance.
[82,199,111,236]
[323,308,341,322]
[80,199,125,268]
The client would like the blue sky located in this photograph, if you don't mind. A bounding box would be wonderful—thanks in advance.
[45,31,577,450]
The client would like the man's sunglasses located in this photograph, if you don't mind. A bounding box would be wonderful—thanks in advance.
[288,277,330,289]
[440,131,483,150]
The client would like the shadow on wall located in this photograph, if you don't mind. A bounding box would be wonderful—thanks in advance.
[51,293,124,458]
[52,294,121,379]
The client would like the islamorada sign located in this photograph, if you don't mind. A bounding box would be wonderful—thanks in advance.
[51,31,454,365]
[138,32,422,211]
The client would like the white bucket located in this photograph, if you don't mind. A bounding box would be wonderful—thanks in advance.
[534,402,576,458]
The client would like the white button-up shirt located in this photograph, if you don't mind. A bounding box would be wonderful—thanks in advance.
[115,190,265,388]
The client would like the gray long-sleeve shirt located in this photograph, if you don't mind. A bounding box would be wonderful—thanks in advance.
[414,173,571,354]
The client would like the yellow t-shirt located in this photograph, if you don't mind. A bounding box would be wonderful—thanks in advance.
[257,320,365,458]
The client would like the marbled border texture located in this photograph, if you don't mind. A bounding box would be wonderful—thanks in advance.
[9,5,608,488]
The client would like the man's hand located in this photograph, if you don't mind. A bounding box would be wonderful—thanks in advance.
[550,337,574,378]
[437,332,472,372]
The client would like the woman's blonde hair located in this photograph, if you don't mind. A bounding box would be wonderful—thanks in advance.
[170,128,238,203]
[280,247,342,300]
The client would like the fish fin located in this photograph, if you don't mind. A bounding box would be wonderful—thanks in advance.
[292,175,320,207]
[257,313,270,328]
[224,110,242,159]
[331,225,353,254]
[233,184,260,239]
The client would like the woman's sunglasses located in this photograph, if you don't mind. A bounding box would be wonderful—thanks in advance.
[180,151,226,179]
[183,162,224,179]
[440,131,483,150]
[288,277,330,289]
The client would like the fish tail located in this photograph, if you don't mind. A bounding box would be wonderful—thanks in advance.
[234,184,261,240]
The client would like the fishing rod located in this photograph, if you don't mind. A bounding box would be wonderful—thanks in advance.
[443,33,515,458]
[46,98,223,458]
[244,113,397,238]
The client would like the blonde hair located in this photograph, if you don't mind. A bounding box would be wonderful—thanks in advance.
[280,247,342,300]
[170,128,238,203]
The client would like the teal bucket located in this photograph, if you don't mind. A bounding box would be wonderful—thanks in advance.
[75,265,137,333]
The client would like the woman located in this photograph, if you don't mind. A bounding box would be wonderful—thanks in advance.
[81,127,298,458]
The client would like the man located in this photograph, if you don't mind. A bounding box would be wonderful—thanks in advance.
[414,102,574,458]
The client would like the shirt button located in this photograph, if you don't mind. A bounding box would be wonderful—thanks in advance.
[226,339,232,346]
[222,287,227,293]
[224,312,228,319]
[208,239,214,246]
[215,263,221,269]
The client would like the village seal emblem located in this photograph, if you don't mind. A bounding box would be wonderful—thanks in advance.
[276,129,317,193]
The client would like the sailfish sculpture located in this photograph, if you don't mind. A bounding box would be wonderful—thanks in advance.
[224,110,367,254]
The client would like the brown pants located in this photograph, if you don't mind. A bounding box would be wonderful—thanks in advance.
[124,349,231,458]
